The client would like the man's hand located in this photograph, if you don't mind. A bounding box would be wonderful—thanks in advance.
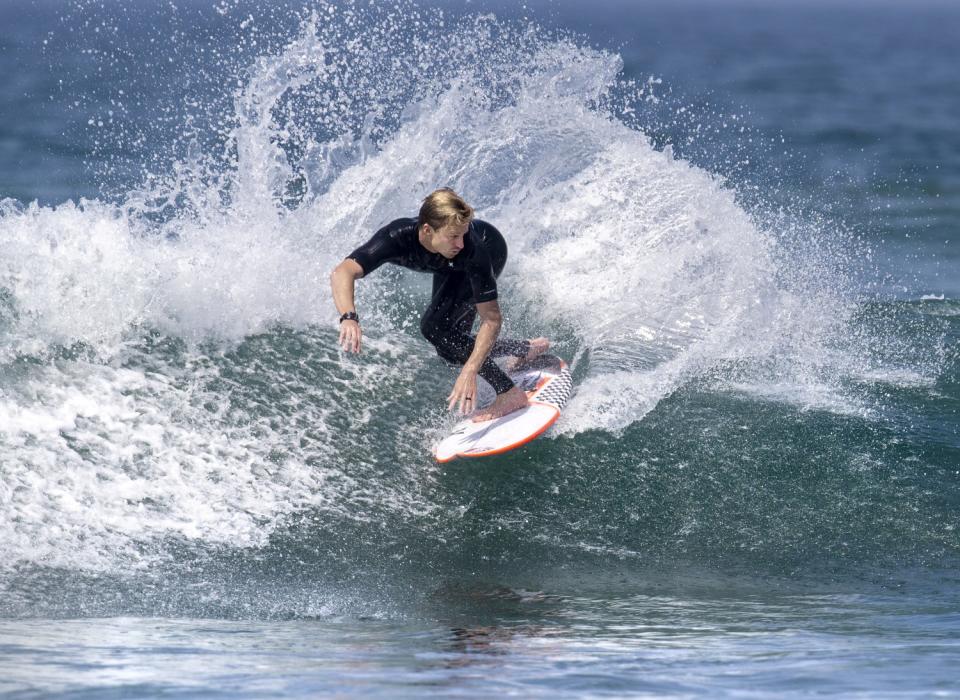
[447,367,479,415]
[331,258,365,353]
[339,319,362,353]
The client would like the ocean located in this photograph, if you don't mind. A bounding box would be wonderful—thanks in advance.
[1,0,958,696]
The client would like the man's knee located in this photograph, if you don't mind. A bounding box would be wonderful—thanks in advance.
[420,315,453,363]
[421,316,473,365]
[420,312,442,345]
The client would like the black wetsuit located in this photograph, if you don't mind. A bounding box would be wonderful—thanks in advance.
[347,217,528,394]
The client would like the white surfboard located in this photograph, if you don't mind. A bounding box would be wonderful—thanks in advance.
[433,354,573,463]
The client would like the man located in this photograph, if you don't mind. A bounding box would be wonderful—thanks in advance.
[330,188,548,422]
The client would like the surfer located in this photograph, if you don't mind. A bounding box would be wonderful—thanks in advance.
[330,188,548,421]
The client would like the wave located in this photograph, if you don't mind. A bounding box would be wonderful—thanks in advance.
[0,4,955,603]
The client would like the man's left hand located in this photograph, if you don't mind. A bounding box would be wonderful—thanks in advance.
[447,368,479,415]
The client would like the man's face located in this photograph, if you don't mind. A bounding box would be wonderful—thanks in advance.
[430,221,470,259]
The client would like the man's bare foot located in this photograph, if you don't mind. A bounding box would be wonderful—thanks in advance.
[525,337,550,361]
[472,386,528,422]
[506,337,551,372]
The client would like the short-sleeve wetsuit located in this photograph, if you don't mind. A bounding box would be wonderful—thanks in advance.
[347,217,529,394]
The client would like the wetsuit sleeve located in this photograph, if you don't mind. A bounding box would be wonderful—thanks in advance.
[465,220,506,304]
[468,259,499,304]
[346,224,404,276]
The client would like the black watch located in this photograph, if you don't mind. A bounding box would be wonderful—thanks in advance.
[339,311,359,324]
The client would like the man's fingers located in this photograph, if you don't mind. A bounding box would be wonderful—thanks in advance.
[447,374,477,414]
[448,391,472,413]
[458,393,475,415]
[338,325,362,353]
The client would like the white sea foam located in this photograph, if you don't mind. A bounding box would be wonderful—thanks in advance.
[0,329,434,571]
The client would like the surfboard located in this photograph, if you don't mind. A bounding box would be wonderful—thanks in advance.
[433,354,573,463]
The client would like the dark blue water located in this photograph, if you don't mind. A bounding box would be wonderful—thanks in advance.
[1,1,958,697]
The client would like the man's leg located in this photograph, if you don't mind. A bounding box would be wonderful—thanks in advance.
[420,270,518,395]
[421,271,551,420]
[453,308,549,368]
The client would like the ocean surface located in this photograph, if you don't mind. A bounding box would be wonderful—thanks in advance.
[1,0,958,697]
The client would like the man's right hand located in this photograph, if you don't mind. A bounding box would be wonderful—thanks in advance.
[339,320,362,353]
[331,258,365,354]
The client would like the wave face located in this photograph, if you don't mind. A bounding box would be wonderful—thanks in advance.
[1,3,957,618]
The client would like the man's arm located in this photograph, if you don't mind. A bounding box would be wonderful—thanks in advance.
[447,299,503,414]
[330,258,365,353]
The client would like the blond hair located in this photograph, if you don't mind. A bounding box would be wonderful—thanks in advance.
[418,188,474,231]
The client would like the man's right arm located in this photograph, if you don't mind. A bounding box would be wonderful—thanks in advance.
[330,258,365,353]
[330,220,407,353]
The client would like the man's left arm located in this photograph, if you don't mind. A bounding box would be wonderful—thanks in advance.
[447,300,502,414]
